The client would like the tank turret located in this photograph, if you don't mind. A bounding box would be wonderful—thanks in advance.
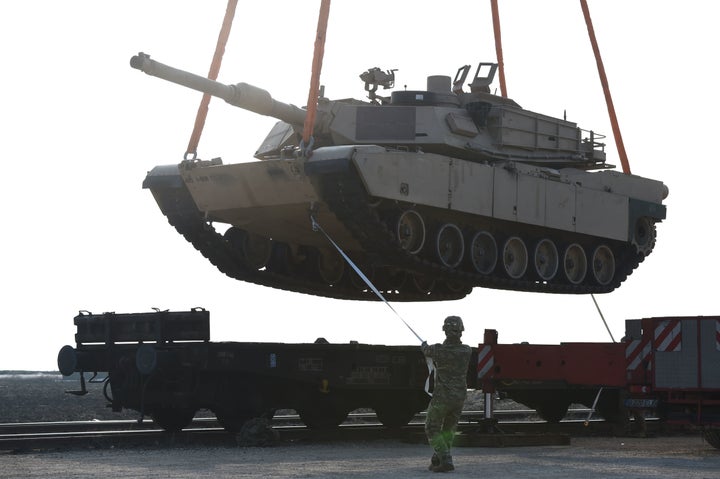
[137,53,667,301]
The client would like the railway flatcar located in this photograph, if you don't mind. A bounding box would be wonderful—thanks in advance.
[57,309,435,432]
[478,316,720,447]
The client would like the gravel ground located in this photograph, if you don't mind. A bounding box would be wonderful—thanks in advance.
[3,373,720,478]
[3,436,720,479]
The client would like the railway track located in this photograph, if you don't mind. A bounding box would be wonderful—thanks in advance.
[0,408,653,452]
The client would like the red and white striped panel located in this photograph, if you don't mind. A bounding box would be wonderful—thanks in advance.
[655,319,682,352]
[626,338,652,371]
[476,345,494,379]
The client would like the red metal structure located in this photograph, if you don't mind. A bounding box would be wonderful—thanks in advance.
[478,316,720,446]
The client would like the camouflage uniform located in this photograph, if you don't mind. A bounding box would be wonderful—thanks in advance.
[421,316,472,473]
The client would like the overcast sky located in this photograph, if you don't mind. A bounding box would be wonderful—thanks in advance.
[1,1,717,370]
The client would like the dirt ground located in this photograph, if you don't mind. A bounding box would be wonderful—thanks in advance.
[3,436,720,479]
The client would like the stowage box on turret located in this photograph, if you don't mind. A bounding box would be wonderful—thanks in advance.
[133,53,667,301]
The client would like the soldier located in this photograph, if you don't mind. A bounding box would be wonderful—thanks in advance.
[421,315,472,473]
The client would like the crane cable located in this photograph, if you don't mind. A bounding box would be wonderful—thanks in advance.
[300,0,332,157]
[184,0,239,161]
[580,0,631,174]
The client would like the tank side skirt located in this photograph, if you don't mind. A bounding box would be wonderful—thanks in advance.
[317,162,643,294]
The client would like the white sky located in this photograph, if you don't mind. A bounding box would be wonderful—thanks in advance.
[0,1,717,370]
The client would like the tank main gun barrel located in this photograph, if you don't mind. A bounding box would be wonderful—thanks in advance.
[130,52,308,126]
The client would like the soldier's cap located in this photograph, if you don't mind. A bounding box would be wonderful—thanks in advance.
[443,315,464,332]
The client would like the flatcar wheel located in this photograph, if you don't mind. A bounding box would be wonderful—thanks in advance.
[411,274,435,294]
[469,231,497,274]
[317,248,345,285]
[150,406,196,433]
[502,237,528,279]
[533,238,559,281]
[534,401,570,423]
[298,406,349,430]
[563,243,587,284]
[374,404,416,429]
[214,408,253,434]
[242,232,273,270]
[704,429,720,449]
[396,210,425,255]
[435,223,464,268]
[591,245,616,285]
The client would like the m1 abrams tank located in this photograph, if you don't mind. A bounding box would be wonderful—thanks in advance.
[133,53,667,301]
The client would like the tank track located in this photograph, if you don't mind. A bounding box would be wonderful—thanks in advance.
[149,183,466,301]
[315,164,646,295]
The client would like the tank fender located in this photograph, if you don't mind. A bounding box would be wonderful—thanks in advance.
[629,198,666,222]
[142,164,184,189]
[304,145,385,176]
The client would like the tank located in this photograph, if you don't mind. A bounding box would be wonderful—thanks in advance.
[133,52,667,301]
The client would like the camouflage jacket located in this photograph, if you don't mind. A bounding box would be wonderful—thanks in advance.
[422,339,472,402]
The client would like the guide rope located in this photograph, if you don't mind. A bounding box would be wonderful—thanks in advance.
[591,294,616,343]
[310,216,424,343]
[310,215,434,395]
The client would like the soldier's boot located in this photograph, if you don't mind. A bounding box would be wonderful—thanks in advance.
[430,454,454,473]
[428,453,440,470]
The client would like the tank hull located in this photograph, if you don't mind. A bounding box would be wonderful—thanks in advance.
[144,145,666,301]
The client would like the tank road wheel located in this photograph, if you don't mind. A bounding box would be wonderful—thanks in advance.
[443,280,471,294]
[411,274,436,294]
[349,261,374,290]
[502,237,528,279]
[469,231,498,274]
[396,210,426,255]
[317,248,345,285]
[435,223,465,268]
[242,232,273,269]
[591,245,616,285]
[377,267,407,292]
[224,227,272,270]
[150,406,196,433]
[533,238,559,281]
[632,216,656,256]
[563,243,587,284]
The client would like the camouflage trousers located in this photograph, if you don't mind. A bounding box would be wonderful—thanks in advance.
[425,397,463,457]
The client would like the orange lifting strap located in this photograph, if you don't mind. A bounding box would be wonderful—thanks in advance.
[301,0,332,151]
[185,0,239,160]
[580,0,631,174]
[490,0,508,98]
